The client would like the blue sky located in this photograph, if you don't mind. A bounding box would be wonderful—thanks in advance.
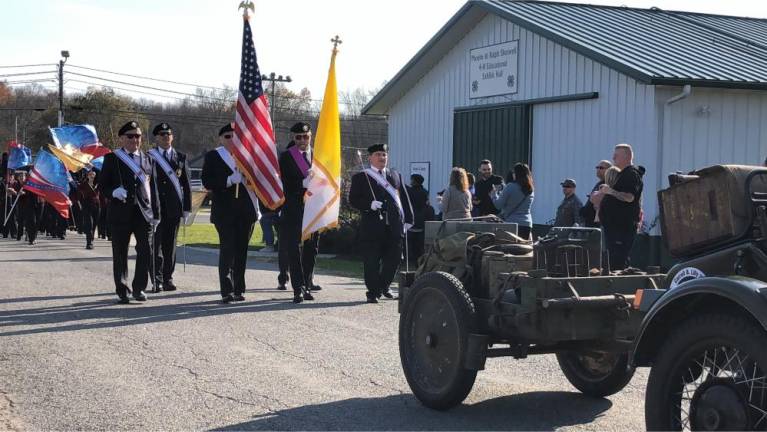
[1,0,764,104]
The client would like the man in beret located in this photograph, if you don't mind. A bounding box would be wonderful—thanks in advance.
[278,122,321,304]
[201,123,260,304]
[146,123,192,293]
[349,143,414,303]
[98,121,160,304]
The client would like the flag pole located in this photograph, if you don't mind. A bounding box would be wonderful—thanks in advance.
[3,193,21,227]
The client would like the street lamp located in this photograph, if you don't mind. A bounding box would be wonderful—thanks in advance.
[58,50,70,126]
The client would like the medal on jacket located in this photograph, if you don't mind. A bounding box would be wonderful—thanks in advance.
[176,168,182,178]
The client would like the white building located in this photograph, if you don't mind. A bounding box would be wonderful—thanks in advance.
[363,0,767,234]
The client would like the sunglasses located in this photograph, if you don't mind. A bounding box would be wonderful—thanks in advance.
[223,134,233,139]
[158,132,172,137]
[125,134,142,139]
[294,134,311,140]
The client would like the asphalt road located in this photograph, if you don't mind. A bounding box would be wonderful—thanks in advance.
[0,233,649,431]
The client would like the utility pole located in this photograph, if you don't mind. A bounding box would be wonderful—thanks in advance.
[58,50,70,127]
[261,72,291,128]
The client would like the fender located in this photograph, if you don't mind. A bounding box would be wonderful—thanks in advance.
[632,276,767,367]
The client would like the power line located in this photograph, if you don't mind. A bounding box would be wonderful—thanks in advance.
[66,71,235,102]
[66,80,197,103]
[0,64,55,69]
[0,71,57,78]
[68,64,230,91]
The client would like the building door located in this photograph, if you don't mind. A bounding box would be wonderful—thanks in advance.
[452,104,531,178]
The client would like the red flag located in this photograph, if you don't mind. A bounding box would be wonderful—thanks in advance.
[230,16,284,210]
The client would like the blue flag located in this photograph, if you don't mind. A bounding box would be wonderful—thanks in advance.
[8,142,32,170]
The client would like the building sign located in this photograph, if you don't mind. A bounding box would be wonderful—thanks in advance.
[410,162,430,191]
[469,40,519,99]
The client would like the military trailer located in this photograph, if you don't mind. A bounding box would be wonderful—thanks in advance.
[398,218,663,410]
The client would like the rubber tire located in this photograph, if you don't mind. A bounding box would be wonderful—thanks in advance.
[556,351,635,397]
[399,271,478,410]
[645,314,767,431]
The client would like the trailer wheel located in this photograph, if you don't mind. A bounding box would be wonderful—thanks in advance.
[399,271,478,410]
[556,351,635,397]
[645,314,767,431]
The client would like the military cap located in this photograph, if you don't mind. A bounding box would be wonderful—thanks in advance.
[560,178,577,188]
[118,121,140,136]
[218,123,235,137]
[367,143,388,154]
[290,122,311,134]
[152,123,172,136]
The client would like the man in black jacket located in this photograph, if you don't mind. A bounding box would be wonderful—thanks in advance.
[201,123,260,304]
[98,121,160,304]
[147,123,192,293]
[349,144,414,303]
[278,122,320,304]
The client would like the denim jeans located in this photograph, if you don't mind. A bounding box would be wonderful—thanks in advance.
[259,211,276,246]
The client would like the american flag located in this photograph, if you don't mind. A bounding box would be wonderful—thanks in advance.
[231,17,284,210]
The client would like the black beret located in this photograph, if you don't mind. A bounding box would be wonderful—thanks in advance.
[218,123,234,137]
[118,121,140,136]
[290,122,311,134]
[152,123,172,136]
[367,143,388,154]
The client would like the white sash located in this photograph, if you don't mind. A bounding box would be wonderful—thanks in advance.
[215,147,259,212]
[115,148,153,222]
[365,168,404,221]
[148,148,183,205]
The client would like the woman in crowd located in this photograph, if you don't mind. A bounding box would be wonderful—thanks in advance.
[492,163,535,239]
[440,167,473,220]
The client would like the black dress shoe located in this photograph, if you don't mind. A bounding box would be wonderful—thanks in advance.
[117,296,130,304]
[233,294,246,302]
[222,294,234,304]
[301,288,315,301]
[277,285,287,291]
[163,282,177,292]
[382,290,395,299]
[292,294,303,304]
[152,284,163,294]
[86,243,94,250]
[133,291,147,302]
[310,284,322,292]
[366,296,379,304]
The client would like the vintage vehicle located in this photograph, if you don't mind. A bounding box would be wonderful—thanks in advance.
[633,165,767,431]
[398,165,767,431]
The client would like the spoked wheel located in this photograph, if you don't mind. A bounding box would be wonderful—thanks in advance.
[556,351,635,397]
[646,314,767,431]
[399,272,478,410]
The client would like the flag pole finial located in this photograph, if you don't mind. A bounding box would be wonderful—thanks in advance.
[238,0,254,18]
[331,35,343,53]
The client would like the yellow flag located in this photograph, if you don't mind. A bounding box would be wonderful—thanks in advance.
[301,47,341,240]
[48,144,93,172]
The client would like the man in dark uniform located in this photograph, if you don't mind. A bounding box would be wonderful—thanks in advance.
[148,123,192,293]
[349,144,414,303]
[98,121,159,304]
[278,122,321,304]
[16,171,43,245]
[201,123,260,304]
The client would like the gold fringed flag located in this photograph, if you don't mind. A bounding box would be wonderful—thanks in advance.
[302,40,341,240]
[48,144,92,172]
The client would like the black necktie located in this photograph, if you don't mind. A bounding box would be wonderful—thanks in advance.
[302,151,309,164]
[164,150,170,161]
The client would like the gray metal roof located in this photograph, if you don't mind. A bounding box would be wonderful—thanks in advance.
[364,0,767,115]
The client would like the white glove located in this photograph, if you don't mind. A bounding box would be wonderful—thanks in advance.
[112,187,127,202]
[370,200,383,211]
[182,211,191,224]
[227,171,243,187]
[404,223,413,231]
[302,169,315,188]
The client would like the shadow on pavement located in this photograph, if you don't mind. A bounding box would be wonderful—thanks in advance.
[214,392,613,431]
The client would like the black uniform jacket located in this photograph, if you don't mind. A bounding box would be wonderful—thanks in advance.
[278,144,309,223]
[349,169,414,241]
[151,147,192,219]
[98,150,159,225]
[200,149,258,225]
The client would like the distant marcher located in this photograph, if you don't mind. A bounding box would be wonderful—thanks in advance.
[599,144,644,270]
[78,170,100,250]
[473,160,504,216]
[492,163,535,239]
[441,167,473,220]
[554,178,583,227]
[580,160,612,227]
[407,174,429,264]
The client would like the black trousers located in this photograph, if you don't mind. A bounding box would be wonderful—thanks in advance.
[604,227,636,271]
[2,208,17,239]
[362,230,402,297]
[97,206,110,239]
[81,204,100,245]
[407,230,425,265]
[278,216,319,292]
[153,215,180,285]
[214,218,254,297]
[110,207,151,298]
[24,211,38,244]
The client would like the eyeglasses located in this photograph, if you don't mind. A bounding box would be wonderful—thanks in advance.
[294,134,311,140]
[126,134,142,140]
[158,132,172,137]
[223,134,233,139]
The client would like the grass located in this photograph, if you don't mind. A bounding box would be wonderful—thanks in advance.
[180,222,363,278]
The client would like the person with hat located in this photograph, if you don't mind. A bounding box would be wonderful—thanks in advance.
[147,122,192,293]
[98,121,160,304]
[278,122,321,304]
[554,178,583,227]
[349,143,415,303]
[201,123,260,304]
